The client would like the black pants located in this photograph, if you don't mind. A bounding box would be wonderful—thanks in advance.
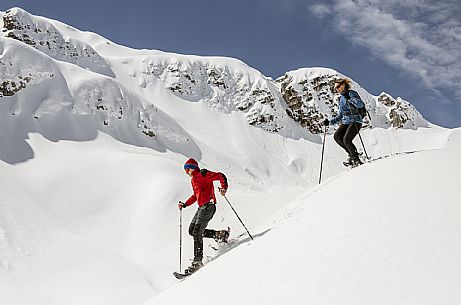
[188,203,216,262]
[334,123,362,159]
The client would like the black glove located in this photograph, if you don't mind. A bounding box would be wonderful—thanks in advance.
[178,201,187,210]
[323,119,330,126]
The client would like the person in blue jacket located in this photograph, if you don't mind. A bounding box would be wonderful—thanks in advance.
[323,78,365,166]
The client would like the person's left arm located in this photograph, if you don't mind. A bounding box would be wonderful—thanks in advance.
[330,97,345,125]
[204,170,228,195]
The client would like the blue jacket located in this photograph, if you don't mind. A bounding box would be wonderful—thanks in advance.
[330,90,364,125]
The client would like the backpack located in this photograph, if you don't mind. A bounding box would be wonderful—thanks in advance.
[352,103,367,118]
[345,90,367,118]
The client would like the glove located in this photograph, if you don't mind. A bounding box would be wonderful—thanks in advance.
[219,187,227,196]
[178,201,187,210]
[323,118,330,126]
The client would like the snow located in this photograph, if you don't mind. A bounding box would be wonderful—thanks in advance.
[146,145,461,305]
[1,7,460,305]
[1,109,459,305]
[287,66,342,79]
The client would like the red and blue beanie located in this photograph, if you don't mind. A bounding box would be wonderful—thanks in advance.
[184,158,199,170]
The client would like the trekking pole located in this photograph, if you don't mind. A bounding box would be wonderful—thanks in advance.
[319,124,327,184]
[220,189,254,240]
[179,205,183,272]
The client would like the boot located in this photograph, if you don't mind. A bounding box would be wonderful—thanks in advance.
[214,227,230,243]
[185,260,203,275]
[346,152,363,164]
[344,155,354,166]
[350,156,363,167]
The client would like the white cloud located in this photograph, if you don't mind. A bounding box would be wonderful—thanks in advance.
[310,0,461,102]
[309,3,330,18]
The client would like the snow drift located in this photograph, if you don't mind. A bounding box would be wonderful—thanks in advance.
[0,7,459,305]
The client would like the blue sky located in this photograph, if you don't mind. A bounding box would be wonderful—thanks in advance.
[1,0,460,127]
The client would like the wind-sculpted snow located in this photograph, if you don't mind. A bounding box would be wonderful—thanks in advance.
[1,8,114,77]
[121,57,428,135]
[1,7,429,139]
[0,37,200,163]
[129,56,292,134]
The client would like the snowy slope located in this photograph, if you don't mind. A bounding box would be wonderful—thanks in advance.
[0,35,200,164]
[146,131,461,305]
[1,127,458,305]
[0,7,459,305]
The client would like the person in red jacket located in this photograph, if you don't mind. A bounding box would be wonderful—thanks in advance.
[178,158,229,274]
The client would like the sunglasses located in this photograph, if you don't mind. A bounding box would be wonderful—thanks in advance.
[184,167,196,174]
[334,83,342,90]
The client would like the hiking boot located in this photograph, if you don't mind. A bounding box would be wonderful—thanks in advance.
[185,260,203,275]
[346,152,363,164]
[214,228,230,243]
[344,156,354,166]
[351,156,363,167]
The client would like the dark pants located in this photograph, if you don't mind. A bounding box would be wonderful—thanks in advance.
[334,123,362,159]
[188,203,216,262]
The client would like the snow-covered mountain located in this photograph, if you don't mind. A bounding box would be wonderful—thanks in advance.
[1,7,427,143]
[1,7,460,305]
[277,68,427,132]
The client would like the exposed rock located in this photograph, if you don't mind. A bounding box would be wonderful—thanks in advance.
[1,8,114,77]
[148,60,286,133]
[0,76,31,97]
[277,70,425,132]
[378,93,396,107]
[277,73,340,134]
[378,93,420,129]
[0,7,427,137]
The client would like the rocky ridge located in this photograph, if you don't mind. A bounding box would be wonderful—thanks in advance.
[146,59,288,133]
[277,69,427,131]
[1,7,114,77]
[1,7,427,143]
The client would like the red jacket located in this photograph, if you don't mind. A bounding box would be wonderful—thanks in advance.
[185,169,228,207]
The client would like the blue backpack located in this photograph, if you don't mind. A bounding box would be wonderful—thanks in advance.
[345,90,367,118]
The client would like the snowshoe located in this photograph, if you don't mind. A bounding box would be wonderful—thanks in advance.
[351,158,363,167]
[173,260,203,279]
[185,260,203,274]
[343,155,363,168]
[173,271,190,280]
[214,227,230,243]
